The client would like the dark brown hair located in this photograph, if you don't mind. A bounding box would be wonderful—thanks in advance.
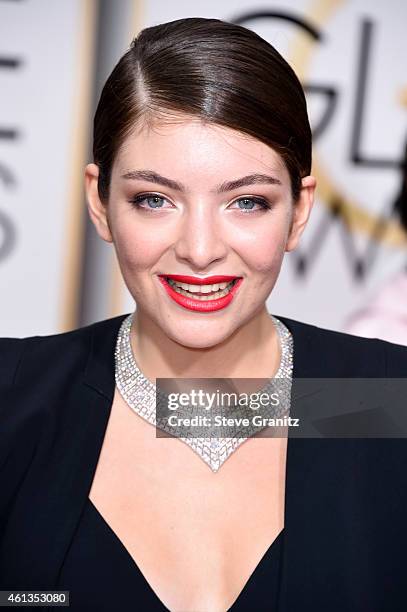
[93,17,312,202]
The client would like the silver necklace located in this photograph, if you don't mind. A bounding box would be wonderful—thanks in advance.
[115,312,294,472]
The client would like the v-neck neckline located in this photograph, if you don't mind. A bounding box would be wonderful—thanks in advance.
[85,496,285,611]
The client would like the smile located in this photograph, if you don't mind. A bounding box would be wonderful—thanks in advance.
[158,275,243,312]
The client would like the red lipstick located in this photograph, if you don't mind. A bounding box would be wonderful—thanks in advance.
[158,275,243,312]
[164,274,238,285]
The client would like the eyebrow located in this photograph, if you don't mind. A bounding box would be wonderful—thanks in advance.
[120,169,282,193]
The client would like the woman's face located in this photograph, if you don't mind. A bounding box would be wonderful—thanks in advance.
[86,117,315,348]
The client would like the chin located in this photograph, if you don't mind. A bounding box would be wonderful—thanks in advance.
[163,320,233,350]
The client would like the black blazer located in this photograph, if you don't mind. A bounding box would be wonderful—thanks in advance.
[1,313,407,611]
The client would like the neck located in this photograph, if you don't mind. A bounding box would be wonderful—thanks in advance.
[129,306,281,382]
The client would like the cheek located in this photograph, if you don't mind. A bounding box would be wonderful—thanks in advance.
[235,224,288,276]
[112,222,166,271]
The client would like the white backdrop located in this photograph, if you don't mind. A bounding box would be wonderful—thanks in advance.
[0,0,97,336]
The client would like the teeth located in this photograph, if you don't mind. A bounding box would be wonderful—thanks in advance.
[166,278,237,300]
[167,279,236,294]
[200,285,212,294]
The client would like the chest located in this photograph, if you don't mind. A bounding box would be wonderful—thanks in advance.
[88,388,287,610]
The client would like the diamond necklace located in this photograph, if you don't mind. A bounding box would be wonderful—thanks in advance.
[115,312,294,472]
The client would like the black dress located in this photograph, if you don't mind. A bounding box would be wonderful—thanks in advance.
[56,497,284,611]
[2,313,407,611]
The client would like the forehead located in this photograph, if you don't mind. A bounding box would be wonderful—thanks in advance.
[114,117,289,184]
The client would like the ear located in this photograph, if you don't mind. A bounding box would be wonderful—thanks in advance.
[285,175,316,252]
[84,163,113,243]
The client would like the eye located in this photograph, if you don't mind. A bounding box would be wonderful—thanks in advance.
[228,196,272,214]
[128,193,172,212]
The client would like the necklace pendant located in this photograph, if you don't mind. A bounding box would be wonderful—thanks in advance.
[179,436,247,472]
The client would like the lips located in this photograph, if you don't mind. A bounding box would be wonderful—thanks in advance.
[158,275,243,312]
[162,274,239,285]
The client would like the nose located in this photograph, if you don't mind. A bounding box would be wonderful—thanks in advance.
[174,201,228,271]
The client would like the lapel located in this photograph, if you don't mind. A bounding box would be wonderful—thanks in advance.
[276,315,373,609]
[276,315,325,609]
[0,314,128,589]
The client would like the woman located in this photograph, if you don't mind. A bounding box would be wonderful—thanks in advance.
[1,17,407,612]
